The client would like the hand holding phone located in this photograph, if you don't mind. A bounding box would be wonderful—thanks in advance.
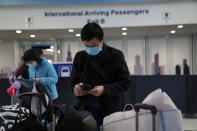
[80,84,91,91]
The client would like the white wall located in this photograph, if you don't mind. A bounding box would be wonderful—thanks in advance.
[149,36,168,75]
[194,34,197,74]
[127,38,145,75]
[13,40,23,68]
[0,40,22,76]
[0,1,197,29]
[61,39,83,62]
[0,40,15,70]
[169,35,192,74]
[0,40,15,76]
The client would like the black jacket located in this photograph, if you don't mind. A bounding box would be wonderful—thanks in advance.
[71,43,130,116]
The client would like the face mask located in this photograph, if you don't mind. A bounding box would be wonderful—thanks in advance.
[85,46,101,56]
[27,62,37,68]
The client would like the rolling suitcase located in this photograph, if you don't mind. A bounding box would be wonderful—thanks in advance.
[134,104,157,131]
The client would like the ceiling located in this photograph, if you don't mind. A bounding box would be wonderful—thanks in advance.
[0,24,197,42]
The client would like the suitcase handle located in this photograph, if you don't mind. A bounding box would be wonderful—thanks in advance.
[134,104,157,131]
[19,92,41,98]
[123,104,134,112]
[134,103,157,115]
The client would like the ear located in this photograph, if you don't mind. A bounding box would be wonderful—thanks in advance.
[102,37,105,42]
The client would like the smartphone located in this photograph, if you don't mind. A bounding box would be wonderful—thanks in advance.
[80,84,91,91]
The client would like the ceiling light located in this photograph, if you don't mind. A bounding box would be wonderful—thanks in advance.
[58,50,61,54]
[177,25,183,29]
[30,34,35,38]
[50,38,55,41]
[122,32,127,36]
[16,30,22,34]
[76,34,81,37]
[170,30,176,34]
[46,49,54,52]
[121,28,127,31]
[68,29,74,32]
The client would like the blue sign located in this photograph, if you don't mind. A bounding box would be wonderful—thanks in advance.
[0,0,160,5]
[53,63,73,77]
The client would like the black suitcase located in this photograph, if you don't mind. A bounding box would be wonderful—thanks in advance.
[134,104,157,131]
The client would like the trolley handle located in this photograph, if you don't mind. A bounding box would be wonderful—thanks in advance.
[134,103,157,115]
[19,92,41,98]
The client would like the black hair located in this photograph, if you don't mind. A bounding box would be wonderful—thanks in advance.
[23,49,42,63]
[81,22,104,42]
[35,49,43,56]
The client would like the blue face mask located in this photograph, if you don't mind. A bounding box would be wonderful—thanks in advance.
[27,62,37,68]
[85,46,101,56]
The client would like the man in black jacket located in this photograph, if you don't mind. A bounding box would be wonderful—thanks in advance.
[71,23,130,128]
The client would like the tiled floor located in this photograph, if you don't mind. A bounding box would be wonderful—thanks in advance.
[183,118,197,131]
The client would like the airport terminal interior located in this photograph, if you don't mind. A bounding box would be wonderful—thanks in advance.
[0,0,197,131]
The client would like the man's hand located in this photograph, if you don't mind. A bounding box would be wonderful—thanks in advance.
[74,83,87,96]
[34,78,40,83]
[87,85,104,97]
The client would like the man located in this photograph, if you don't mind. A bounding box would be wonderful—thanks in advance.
[71,22,130,127]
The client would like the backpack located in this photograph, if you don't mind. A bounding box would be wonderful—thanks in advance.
[53,105,98,131]
[31,83,50,117]
[9,90,49,131]
[8,115,46,131]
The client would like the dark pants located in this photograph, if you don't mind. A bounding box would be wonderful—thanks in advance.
[87,95,104,128]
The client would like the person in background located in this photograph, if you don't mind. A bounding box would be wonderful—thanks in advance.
[18,50,44,107]
[71,23,130,128]
[7,50,44,108]
[22,49,58,102]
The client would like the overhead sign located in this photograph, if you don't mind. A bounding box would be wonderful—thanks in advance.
[0,1,197,29]
[0,0,160,5]
[44,9,149,25]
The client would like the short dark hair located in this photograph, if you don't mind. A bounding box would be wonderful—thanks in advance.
[35,49,43,56]
[81,22,104,42]
[23,49,42,63]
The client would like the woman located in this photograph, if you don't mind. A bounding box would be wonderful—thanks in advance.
[22,49,58,102]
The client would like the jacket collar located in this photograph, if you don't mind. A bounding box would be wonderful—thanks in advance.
[98,42,108,56]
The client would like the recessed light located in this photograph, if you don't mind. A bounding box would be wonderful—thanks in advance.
[50,38,55,41]
[122,32,127,35]
[16,30,22,34]
[30,34,35,38]
[76,34,81,37]
[177,25,183,29]
[46,49,54,52]
[68,29,74,32]
[58,50,61,54]
[170,30,176,34]
[121,28,127,31]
